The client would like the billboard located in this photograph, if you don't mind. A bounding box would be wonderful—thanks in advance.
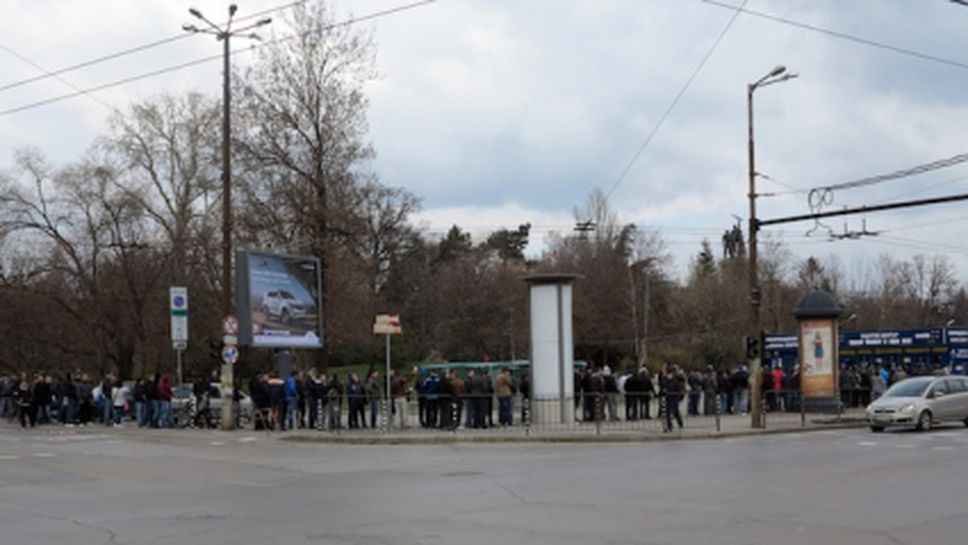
[236,250,322,348]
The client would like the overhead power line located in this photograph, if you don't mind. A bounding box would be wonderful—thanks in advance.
[0,43,115,112]
[0,0,306,94]
[0,0,435,117]
[602,0,748,202]
[702,0,968,72]
[819,153,968,192]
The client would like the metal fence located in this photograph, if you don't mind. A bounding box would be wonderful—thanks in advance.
[245,388,862,436]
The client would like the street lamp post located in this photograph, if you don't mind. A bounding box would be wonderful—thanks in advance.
[748,65,797,429]
[184,5,271,430]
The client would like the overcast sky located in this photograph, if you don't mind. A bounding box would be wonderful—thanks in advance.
[3,0,968,285]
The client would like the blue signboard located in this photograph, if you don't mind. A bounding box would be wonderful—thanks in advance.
[766,328,961,375]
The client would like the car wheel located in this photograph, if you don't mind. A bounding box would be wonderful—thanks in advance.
[870,425,884,433]
[916,411,932,432]
[963,417,968,428]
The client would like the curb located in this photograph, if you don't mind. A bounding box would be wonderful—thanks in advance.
[279,420,867,445]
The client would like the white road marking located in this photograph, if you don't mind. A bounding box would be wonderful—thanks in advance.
[857,441,878,447]
[209,441,226,446]
[932,446,953,451]
[0,455,18,460]
[238,437,257,443]
[896,444,915,448]
[31,452,55,458]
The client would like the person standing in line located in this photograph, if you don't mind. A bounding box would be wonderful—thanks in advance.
[111,379,128,427]
[146,374,160,428]
[366,370,382,429]
[772,365,786,412]
[424,370,439,428]
[284,371,300,431]
[449,370,465,430]
[296,370,307,429]
[639,368,654,420]
[687,369,703,417]
[664,365,685,432]
[62,373,78,427]
[702,366,718,416]
[390,370,409,430]
[305,369,321,430]
[346,373,366,429]
[464,370,480,429]
[99,374,114,426]
[327,374,343,430]
[157,373,173,428]
[34,374,52,425]
[603,367,620,421]
[495,367,514,427]
[733,365,750,415]
[482,369,495,428]
[14,377,35,428]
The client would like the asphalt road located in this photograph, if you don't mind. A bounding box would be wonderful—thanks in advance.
[1,424,966,545]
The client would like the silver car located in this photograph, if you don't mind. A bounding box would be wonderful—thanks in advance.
[866,375,968,432]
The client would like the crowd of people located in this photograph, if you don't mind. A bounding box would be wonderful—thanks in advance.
[0,372,182,429]
[2,358,947,433]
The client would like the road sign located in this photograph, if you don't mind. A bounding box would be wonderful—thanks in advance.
[222,315,239,336]
[373,314,402,335]
[173,340,188,350]
[222,335,238,346]
[221,344,240,365]
[170,287,189,343]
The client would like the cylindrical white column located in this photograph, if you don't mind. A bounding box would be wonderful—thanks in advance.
[525,274,579,425]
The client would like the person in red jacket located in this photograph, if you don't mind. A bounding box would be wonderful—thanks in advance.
[157,373,173,428]
[771,366,786,412]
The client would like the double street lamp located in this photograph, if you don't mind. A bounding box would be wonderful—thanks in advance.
[747,65,797,429]
[183,5,271,430]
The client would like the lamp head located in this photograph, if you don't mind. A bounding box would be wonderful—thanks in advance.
[229,4,238,17]
[182,23,197,32]
[769,65,786,77]
[255,17,272,27]
[189,7,202,19]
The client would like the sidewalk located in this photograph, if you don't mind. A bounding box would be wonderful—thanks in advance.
[281,410,868,444]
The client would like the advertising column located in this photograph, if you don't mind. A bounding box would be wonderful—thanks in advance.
[792,290,843,414]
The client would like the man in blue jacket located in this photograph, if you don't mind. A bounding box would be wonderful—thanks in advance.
[285,371,299,431]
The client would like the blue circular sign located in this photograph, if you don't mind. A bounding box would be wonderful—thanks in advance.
[173,295,186,308]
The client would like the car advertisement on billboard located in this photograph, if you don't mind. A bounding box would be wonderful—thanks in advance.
[236,250,322,348]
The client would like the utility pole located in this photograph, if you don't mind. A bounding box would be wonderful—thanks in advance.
[184,4,271,430]
[747,65,797,429]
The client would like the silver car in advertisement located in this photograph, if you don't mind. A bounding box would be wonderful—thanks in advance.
[866,375,968,432]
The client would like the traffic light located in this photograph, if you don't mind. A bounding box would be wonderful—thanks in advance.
[745,335,760,360]
[209,339,224,360]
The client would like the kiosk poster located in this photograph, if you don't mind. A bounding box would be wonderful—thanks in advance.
[800,318,835,398]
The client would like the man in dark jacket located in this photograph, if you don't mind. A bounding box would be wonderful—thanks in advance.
[664,365,685,432]
[466,370,484,429]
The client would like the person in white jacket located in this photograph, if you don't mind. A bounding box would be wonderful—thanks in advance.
[111,381,129,427]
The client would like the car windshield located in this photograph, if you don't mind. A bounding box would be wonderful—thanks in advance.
[883,379,931,398]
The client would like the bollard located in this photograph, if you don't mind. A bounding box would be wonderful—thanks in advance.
[760,395,767,429]
[380,397,388,434]
[715,393,722,433]
[800,392,806,428]
[595,393,602,436]
[451,400,459,433]
[188,396,197,430]
[316,399,323,431]
[523,398,529,436]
